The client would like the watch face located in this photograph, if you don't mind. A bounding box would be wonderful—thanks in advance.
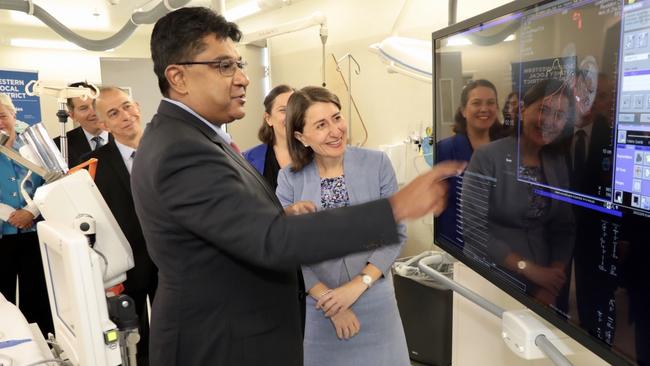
[517,260,526,270]
[362,275,372,285]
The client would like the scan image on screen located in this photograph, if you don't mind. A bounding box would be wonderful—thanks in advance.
[433,0,648,365]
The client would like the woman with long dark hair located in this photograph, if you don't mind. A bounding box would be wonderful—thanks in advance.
[243,84,295,190]
[436,79,503,247]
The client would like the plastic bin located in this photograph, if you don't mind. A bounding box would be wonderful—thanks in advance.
[392,255,453,366]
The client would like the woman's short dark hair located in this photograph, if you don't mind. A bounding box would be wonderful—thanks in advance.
[286,86,341,172]
[453,79,503,139]
[257,84,295,145]
[518,78,576,146]
[150,7,242,97]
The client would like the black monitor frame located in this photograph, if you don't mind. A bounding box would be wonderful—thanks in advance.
[432,1,633,365]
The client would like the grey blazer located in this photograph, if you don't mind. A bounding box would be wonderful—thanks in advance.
[461,136,575,273]
[277,147,406,290]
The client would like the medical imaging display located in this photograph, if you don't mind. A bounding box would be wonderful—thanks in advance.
[433,0,649,364]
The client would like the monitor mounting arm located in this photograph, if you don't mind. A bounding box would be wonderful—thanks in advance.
[413,254,574,366]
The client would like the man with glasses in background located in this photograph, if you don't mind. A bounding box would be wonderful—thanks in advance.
[131,7,463,366]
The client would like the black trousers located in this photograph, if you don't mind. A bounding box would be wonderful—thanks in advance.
[124,268,158,366]
[0,231,54,336]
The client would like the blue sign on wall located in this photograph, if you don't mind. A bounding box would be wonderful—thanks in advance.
[0,69,41,125]
[511,56,576,97]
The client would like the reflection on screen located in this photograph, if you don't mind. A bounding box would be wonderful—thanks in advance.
[434,0,648,365]
[44,243,77,336]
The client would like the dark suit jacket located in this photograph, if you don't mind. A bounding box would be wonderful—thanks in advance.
[565,116,617,333]
[130,100,399,366]
[566,115,612,198]
[84,141,157,294]
[54,126,113,167]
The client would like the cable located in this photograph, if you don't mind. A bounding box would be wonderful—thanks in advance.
[0,0,192,51]
[24,359,67,366]
[20,170,34,208]
[320,24,328,87]
[93,249,110,278]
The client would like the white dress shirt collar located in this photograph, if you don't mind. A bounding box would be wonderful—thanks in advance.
[574,122,594,140]
[162,98,232,144]
[114,140,136,174]
[82,128,109,149]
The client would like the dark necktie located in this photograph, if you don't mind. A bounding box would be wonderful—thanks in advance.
[91,136,105,151]
[127,151,136,174]
[573,129,587,171]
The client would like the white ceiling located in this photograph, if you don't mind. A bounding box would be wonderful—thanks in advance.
[0,0,246,35]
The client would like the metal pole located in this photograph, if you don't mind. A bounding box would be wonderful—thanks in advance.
[418,257,573,366]
[536,335,573,366]
[347,58,352,144]
[57,102,68,166]
[448,0,458,26]
[418,258,504,317]
[321,43,326,87]
[335,54,361,146]
[212,0,226,14]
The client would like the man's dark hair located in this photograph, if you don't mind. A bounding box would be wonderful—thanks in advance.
[258,84,296,145]
[150,7,242,97]
[66,81,93,111]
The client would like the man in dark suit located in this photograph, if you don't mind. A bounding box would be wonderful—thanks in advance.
[53,81,112,167]
[131,7,463,366]
[569,70,617,344]
[85,86,157,365]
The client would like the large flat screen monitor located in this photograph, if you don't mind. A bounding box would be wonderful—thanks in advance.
[433,0,648,365]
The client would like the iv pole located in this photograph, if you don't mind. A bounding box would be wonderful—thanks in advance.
[335,54,360,145]
[25,80,99,166]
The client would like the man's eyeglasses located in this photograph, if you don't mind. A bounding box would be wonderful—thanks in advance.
[176,59,248,77]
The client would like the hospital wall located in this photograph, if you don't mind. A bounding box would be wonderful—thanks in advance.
[237,0,512,257]
[0,0,518,256]
[0,28,151,138]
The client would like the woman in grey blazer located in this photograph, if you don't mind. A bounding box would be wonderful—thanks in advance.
[461,79,576,310]
[276,87,409,366]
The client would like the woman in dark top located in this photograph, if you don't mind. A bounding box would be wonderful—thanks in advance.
[436,79,503,248]
[462,79,575,309]
[243,84,295,190]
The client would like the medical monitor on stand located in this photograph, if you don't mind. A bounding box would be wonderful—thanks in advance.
[32,169,135,365]
[433,0,647,365]
[38,221,122,366]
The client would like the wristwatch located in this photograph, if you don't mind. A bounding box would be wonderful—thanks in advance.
[360,273,373,288]
[517,260,527,272]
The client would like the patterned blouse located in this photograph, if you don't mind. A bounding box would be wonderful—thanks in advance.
[518,165,549,219]
[320,175,350,209]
